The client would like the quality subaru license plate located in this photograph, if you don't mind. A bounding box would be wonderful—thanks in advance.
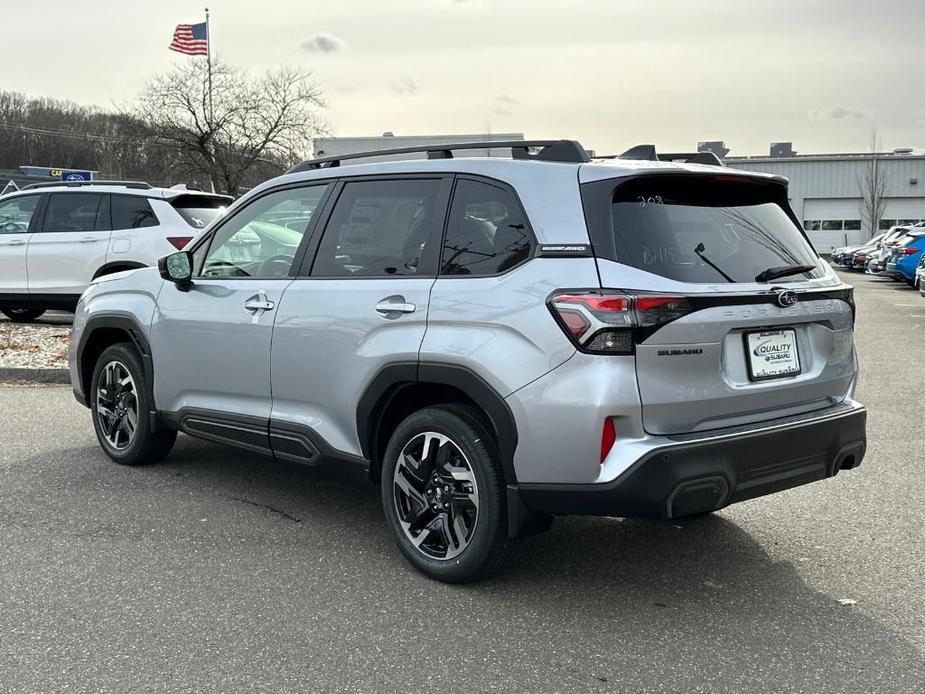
[745,329,801,381]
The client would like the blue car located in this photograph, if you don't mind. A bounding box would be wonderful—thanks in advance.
[886,230,925,284]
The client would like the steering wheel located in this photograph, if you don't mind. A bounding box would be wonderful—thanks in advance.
[258,254,295,277]
[202,260,249,277]
[2,221,25,233]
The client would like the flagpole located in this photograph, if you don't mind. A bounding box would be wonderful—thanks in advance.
[205,7,215,193]
[205,7,213,124]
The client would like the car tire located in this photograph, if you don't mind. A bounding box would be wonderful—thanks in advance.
[1,307,45,322]
[380,404,517,583]
[90,343,176,466]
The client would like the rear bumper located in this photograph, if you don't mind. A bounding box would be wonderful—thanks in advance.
[514,400,866,520]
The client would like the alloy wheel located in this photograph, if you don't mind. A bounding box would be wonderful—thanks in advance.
[392,432,479,560]
[95,360,139,451]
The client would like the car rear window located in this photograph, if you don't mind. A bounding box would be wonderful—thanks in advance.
[170,194,230,230]
[582,174,823,284]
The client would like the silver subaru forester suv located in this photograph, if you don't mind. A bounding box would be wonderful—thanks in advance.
[70,140,866,583]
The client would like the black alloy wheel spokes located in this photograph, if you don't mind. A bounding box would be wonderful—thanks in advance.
[393,432,479,560]
[96,361,138,450]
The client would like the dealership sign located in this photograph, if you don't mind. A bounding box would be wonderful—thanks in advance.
[19,165,95,181]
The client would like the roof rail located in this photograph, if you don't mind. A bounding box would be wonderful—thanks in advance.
[287,139,591,173]
[21,180,152,191]
[614,145,725,167]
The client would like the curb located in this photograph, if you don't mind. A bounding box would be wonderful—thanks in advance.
[0,367,70,384]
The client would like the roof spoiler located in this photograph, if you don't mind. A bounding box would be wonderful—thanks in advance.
[617,145,725,167]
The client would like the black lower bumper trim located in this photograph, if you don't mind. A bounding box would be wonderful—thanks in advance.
[516,404,866,520]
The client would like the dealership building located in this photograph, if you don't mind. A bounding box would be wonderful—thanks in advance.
[722,143,925,253]
[312,134,925,255]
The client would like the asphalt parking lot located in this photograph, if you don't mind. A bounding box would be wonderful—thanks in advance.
[0,271,923,693]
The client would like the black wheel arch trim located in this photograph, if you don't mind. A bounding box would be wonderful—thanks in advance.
[76,313,155,412]
[92,261,148,280]
[357,361,520,485]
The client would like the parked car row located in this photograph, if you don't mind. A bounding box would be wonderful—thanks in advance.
[0,181,230,322]
[831,225,925,292]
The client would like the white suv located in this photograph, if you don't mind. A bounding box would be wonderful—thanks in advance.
[0,181,230,321]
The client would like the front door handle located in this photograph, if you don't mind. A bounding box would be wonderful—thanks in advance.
[1,239,25,246]
[244,292,275,312]
[375,296,416,317]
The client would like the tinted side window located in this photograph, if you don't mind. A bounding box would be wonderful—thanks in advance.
[199,184,328,278]
[441,179,532,276]
[43,193,103,232]
[311,179,442,277]
[0,195,39,234]
[112,195,159,229]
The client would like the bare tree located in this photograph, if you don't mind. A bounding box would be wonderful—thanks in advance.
[859,128,887,238]
[135,59,326,194]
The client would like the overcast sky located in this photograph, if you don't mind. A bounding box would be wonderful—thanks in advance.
[4,0,923,156]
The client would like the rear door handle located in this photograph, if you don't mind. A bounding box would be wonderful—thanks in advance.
[244,292,275,312]
[375,297,416,317]
[79,237,101,243]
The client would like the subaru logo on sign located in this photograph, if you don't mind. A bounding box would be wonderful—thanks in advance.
[775,290,799,308]
[62,170,92,182]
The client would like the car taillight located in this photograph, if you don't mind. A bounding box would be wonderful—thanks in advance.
[902,247,919,255]
[547,290,692,354]
[167,236,193,250]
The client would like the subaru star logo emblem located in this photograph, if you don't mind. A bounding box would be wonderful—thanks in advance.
[775,290,799,308]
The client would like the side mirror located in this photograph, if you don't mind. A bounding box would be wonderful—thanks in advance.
[158,251,193,290]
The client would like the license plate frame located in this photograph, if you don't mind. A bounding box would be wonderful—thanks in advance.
[744,328,801,382]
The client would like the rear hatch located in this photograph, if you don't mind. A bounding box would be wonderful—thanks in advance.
[580,170,856,435]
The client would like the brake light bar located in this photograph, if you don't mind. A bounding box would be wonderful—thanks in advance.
[547,290,692,354]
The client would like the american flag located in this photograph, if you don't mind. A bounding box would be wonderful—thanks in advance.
[169,22,208,56]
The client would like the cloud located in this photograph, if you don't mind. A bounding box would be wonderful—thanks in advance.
[392,78,419,95]
[492,107,512,116]
[810,105,868,121]
[301,33,347,54]
[496,94,517,105]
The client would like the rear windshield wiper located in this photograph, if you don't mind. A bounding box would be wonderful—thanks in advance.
[694,242,735,283]
[754,264,816,283]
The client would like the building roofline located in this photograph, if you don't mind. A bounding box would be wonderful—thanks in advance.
[313,133,525,142]
[728,153,925,162]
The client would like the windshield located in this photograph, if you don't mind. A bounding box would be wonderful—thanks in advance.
[603,175,822,284]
